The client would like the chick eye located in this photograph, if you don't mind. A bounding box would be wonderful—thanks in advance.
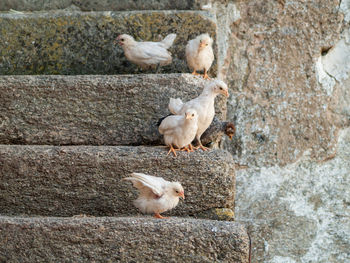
[219,87,223,90]
[175,190,179,193]
[121,38,124,41]
[192,114,194,117]
[206,44,208,46]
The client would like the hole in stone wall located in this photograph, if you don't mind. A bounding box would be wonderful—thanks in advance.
[321,46,333,56]
[253,132,266,143]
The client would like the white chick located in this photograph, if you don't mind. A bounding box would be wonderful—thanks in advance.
[116,33,176,69]
[186,33,214,79]
[123,172,185,219]
[168,80,229,151]
[158,108,198,156]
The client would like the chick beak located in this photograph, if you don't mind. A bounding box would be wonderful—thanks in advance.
[229,134,233,140]
[179,192,185,200]
[185,114,191,120]
[224,90,229,97]
[199,42,206,49]
[115,36,122,46]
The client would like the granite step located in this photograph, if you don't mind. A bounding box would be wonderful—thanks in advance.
[0,10,216,75]
[0,0,203,11]
[0,74,226,146]
[0,145,235,220]
[0,216,249,263]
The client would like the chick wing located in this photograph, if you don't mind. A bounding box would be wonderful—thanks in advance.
[124,172,167,197]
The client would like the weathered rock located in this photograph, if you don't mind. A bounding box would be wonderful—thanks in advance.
[0,74,227,145]
[0,11,216,75]
[212,1,350,262]
[197,208,235,221]
[235,127,350,263]
[0,145,235,218]
[223,0,344,167]
[0,216,249,263]
[0,0,203,11]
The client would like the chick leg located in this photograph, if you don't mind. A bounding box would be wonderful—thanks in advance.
[198,142,209,151]
[191,70,200,76]
[167,144,178,157]
[180,146,191,153]
[154,213,169,219]
[191,138,200,151]
[155,64,161,74]
[181,145,194,153]
[194,138,209,151]
[203,68,211,79]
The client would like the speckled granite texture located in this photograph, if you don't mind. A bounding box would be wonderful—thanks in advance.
[0,0,204,11]
[0,145,235,219]
[0,74,226,145]
[0,216,249,263]
[0,11,216,75]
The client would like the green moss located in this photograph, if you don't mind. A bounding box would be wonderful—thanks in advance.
[214,208,235,221]
[0,11,216,75]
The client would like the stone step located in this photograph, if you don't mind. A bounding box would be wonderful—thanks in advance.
[0,216,249,262]
[0,145,235,219]
[0,74,226,145]
[0,11,216,75]
[0,0,202,11]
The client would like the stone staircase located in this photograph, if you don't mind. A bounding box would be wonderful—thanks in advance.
[0,2,249,262]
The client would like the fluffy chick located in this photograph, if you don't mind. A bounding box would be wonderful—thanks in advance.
[158,108,198,156]
[168,80,229,151]
[123,172,184,219]
[200,116,236,147]
[116,33,176,69]
[186,33,214,79]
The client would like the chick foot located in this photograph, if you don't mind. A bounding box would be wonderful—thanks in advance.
[191,70,200,76]
[203,69,211,80]
[154,213,169,219]
[167,145,179,157]
[200,145,209,151]
[194,144,209,151]
[181,145,194,153]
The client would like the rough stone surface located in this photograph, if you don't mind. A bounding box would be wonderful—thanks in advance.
[0,216,249,263]
[198,208,235,222]
[223,0,344,167]
[236,127,350,263]
[0,145,235,218]
[213,1,350,262]
[0,11,216,75]
[0,1,348,262]
[0,0,204,11]
[0,74,226,145]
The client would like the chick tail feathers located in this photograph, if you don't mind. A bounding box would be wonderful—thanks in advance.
[168,98,183,115]
[161,34,177,49]
[156,114,173,126]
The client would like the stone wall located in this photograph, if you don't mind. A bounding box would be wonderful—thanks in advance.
[215,0,350,262]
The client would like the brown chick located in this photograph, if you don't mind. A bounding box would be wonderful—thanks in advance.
[199,116,236,148]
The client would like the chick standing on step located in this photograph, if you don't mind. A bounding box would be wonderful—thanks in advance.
[116,33,176,70]
[168,80,229,151]
[200,116,236,147]
[186,33,214,79]
[123,172,185,219]
[158,109,198,156]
